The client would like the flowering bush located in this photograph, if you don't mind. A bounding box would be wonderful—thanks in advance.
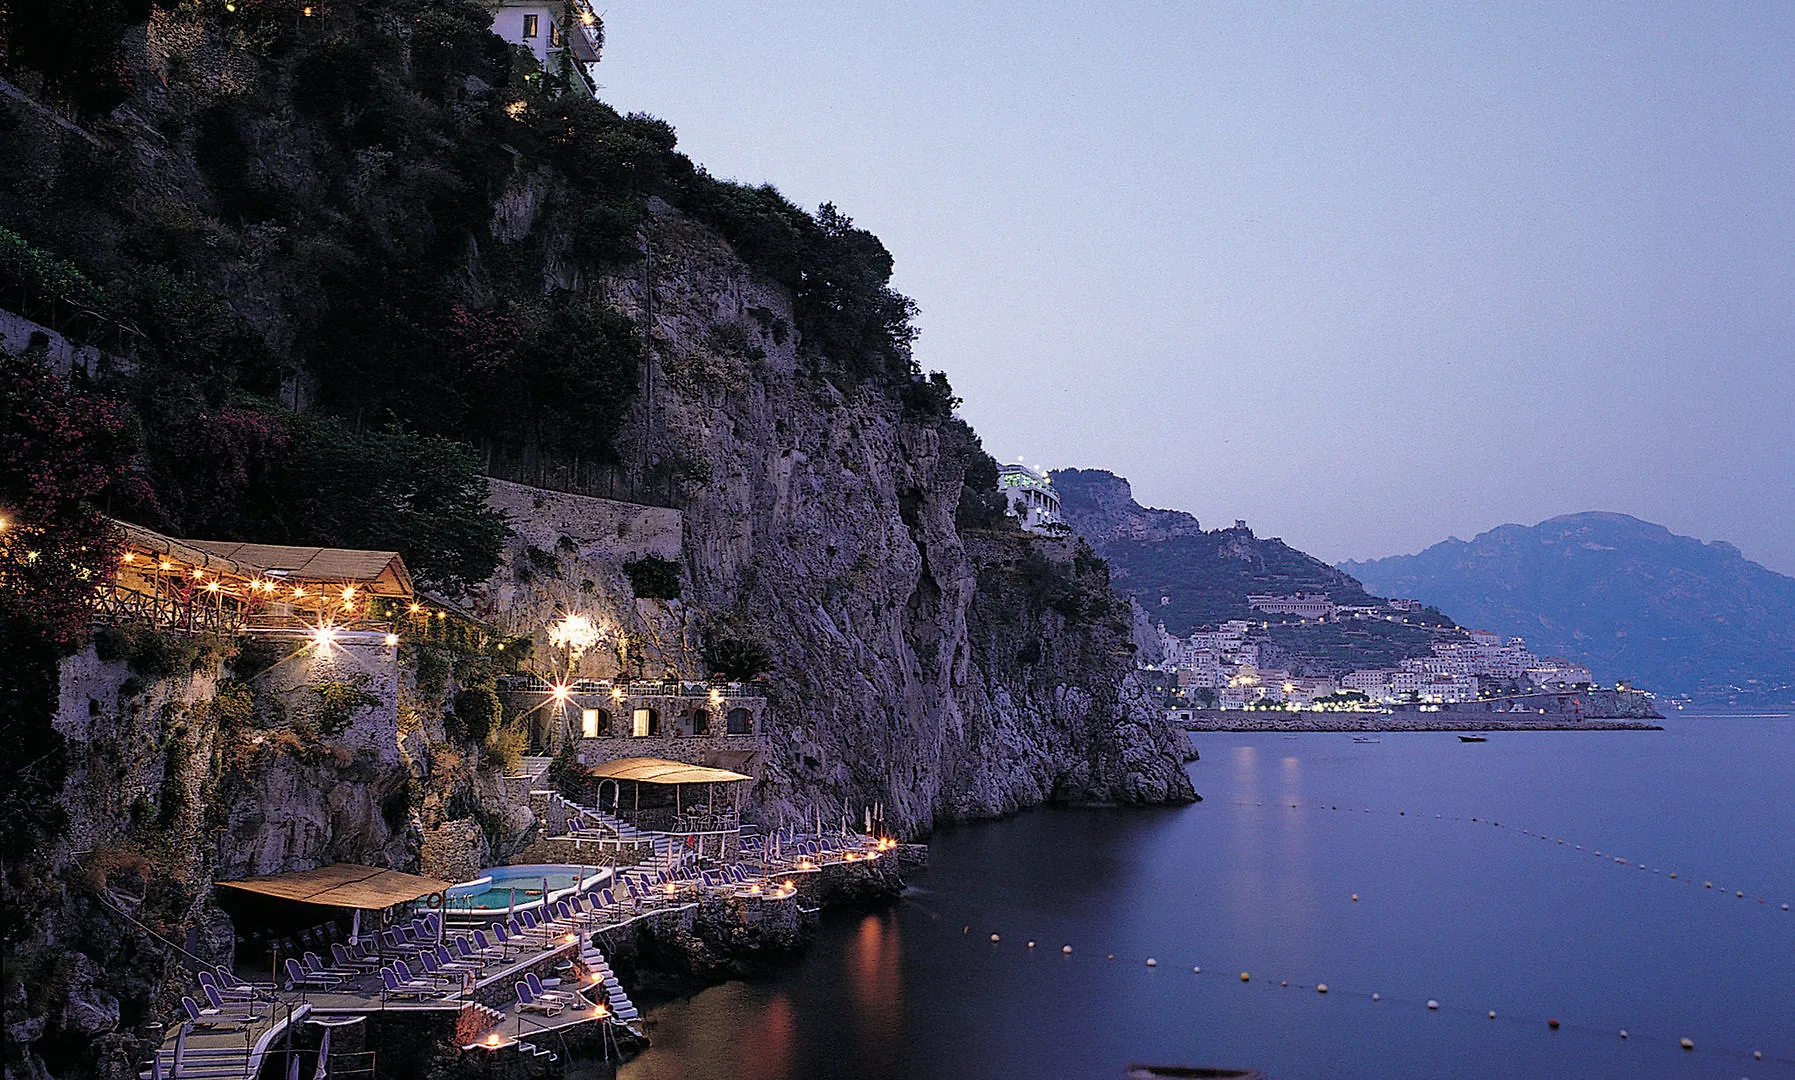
[0,351,149,647]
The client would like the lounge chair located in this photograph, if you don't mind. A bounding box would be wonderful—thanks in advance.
[394,958,449,989]
[283,958,337,990]
[200,985,260,1022]
[470,930,508,961]
[433,944,481,974]
[525,972,578,1005]
[302,952,355,979]
[197,972,255,1005]
[379,968,431,1000]
[332,943,381,973]
[515,982,563,1017]
[181,996,250,1031]
[489,923,524,956]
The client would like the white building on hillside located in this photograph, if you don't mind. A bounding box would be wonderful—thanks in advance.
[1247,593,1337,619]
[998,462,1064,533]
[487,0,603,94]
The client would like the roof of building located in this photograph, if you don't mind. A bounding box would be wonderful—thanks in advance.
[115,520,415,597]
[181,541,413,596]
[583,756,753,785]
[215,864,451,910]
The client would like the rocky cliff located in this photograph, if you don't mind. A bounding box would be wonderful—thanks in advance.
[1,7,1193,1078]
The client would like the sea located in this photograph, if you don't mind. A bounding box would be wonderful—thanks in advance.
[607,716,1794,1080]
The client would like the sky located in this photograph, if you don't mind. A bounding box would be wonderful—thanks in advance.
[590,2,1795,575]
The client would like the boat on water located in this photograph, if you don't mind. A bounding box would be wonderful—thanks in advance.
[1351,735,1381,743]
[1459,734,1488,742]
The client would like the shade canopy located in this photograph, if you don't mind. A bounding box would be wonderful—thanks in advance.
[182,540,413,597]
[584,756,753,785]
[215,864,451,910]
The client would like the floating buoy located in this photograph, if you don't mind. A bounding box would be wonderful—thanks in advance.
[1783,904,1790,910]
[1316,984,1328,993]
[1669,873,1676,878]
[1756,1050,1764,1059]
[1426,1000,1439,1010]
[1062,945,1072,954]
[1146,958,1158,967]
[962,925,969,934]
[1679,1037,1694,1050]
[1351,893,1359,902]
[1193,966,1201,974]
[1619,1029,1627,1039]
[1735,891,1744,898]
[990,934,1000,943]
[1371,993,1380,1001]
[1108,954,1115,960]
[1704,882,1713,888]
[1027,940,1036,948]
[1280,980,1287,987]
[1548,1018,1560,1030]
[1240,972,1250,982]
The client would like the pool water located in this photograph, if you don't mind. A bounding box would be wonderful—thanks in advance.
[447,865,608,912]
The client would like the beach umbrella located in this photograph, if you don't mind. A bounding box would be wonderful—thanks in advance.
[311,1029,331,1080]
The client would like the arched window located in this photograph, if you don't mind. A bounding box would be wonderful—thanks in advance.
[726,707,752,735]
[632,708,660,737]
[690,709,710,736]
[580,709,611,738]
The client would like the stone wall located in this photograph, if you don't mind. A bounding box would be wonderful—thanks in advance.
[485,480,682,565]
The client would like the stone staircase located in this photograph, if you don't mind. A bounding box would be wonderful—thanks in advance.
[140,1044,254,1080]
[578,940,639,1024]
[508,755,555,800]
[550,793,677,874]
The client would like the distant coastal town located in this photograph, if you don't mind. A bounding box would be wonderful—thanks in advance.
[1152,604,1601,710]
[987,463,1653,725]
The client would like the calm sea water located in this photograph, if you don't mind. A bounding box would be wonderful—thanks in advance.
[610,717,1795,1080]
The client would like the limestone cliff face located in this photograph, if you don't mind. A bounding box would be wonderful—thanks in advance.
[481,200,1198,834]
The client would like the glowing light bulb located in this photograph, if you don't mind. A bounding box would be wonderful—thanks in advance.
[383,634,399,647]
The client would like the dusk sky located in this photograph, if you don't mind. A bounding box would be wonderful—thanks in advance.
[594,2,1795,574]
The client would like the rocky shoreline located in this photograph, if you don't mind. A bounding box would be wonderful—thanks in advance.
[1179,714,1661,732]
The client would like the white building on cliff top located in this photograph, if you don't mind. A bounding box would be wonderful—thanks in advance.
[998,462,1065,534]
[486,0,603,95]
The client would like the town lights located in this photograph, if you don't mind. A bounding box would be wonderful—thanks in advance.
[384,633,400,647]
[312,626,340,652]
[550,684,572,702]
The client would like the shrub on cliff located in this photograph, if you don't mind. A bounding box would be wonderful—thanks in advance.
[623,554,682,600]
[451,686,500,743]
[704,636,772,682]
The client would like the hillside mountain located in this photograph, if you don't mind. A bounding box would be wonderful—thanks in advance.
[1053,469,1379,632]
[1051,469,1451,674]
[1341,512,1795,706]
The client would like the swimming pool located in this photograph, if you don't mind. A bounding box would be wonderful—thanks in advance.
[444,864,611,914]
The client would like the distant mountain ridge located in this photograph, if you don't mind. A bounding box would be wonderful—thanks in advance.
[1341,512,1795,706]
[1051,469,1457,675]
[1052,469,1377,632]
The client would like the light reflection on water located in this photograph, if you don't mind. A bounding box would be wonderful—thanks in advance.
[614,718,1795,1080]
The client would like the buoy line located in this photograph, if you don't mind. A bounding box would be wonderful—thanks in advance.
[959,926,1795,1068]
[1228,798,1793,912]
